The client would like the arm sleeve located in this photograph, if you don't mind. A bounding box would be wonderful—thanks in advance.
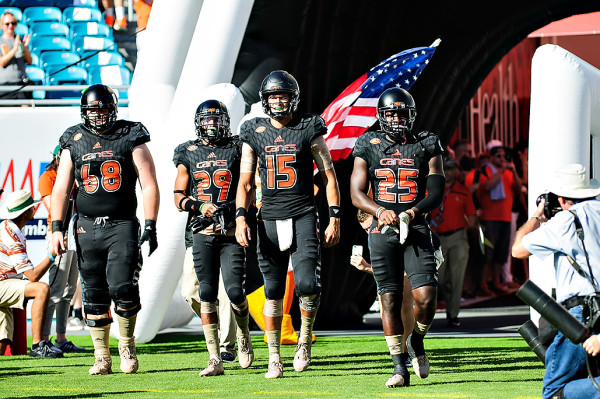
[414,173,445,214]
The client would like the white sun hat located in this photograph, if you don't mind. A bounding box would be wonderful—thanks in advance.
[550,164,600,199]
[0,190,41,220]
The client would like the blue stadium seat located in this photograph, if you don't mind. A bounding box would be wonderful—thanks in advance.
[87,64,130,99]
[73,0,98,7]
[72,35,115,54]
[30,21,69,38]
[23,6,62,25]
[40,50,80,69]
[29,52,39,66]
[25,65,46,99]
[29,36,71,53]
[62,6,102,25]
[70,21,111,40]
[80,50,123,69]
[0,6,23,21]
[46,65,87,99]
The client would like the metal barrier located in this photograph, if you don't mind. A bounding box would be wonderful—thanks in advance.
[0,85,130,107]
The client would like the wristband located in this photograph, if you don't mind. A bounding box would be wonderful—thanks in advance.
[236,207,247,219]
[51,220,64,233]
[48,253,55,262]
[145,219,156,229]
[178,196,187,211]
[375,207,385,219]
[328,205,341,218]
[184,199,203,214]
[405,209,415,221]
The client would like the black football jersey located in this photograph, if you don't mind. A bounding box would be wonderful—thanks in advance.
[173,137,242,205]
[59,120,150,219]
[239,114,326,220]
[352,130,444,214]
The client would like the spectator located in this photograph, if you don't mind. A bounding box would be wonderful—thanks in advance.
[101,0,127,31]
[477,140,522,294]
[0,12,32,102]
[512,163,600,399]
[0,190,62,358]
[429,157,477,326]
[452,139,473,184]
[38,145,85,352]
[133,0,152,30]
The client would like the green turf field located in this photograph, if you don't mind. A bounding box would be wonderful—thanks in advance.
[1,334,544,398]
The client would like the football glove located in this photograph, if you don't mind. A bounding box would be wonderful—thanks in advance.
[189,215,214,234]
[139,219,158,256]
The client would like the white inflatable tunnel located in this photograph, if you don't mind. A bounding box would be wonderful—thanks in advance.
[528,44,600,323]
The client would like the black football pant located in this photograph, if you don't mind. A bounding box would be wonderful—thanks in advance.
[75,216,141,317]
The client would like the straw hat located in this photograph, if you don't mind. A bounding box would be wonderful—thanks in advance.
[0,190,40,219]
[550,164,600,199]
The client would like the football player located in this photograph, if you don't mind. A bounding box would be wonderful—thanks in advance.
[235,70,341,379]
[173,100,254,376]
[51,84,159,375]
[350,87,445,388]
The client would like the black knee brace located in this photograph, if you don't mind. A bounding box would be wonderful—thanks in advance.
[114,303,142,318]
[85,315,113,328]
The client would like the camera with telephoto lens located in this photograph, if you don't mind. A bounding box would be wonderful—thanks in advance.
[536,192,561,219]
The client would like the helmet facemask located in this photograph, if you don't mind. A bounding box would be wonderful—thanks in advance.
[195,111,230,143]
[82,103,117,132]
[260,90,299,120]
[259,71,300,120]
[378,107,416,138]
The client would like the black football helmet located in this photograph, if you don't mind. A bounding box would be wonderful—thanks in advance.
[194,100,230,142]
[377,87,416,138]
[80,84,118,132]
[259,70,299,119]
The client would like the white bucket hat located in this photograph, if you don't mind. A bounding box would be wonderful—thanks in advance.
[550,164,600,199]
[0,190,41,220]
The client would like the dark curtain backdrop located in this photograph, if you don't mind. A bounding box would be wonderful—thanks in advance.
[232,0,600,328]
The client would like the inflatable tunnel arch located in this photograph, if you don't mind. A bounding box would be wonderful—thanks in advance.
[128,0,600,342]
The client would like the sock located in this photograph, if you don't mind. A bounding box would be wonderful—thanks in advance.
[234,312,250,337]
[116,314,136,346]
[298,314,316,344]
[74,308,83,320]
[385,334,404,355]
[69,305,74,318]
[266,330,281,362]
[115,6,125,19]
[104,8,114,16]
[89,326,110,357]
[203,323,220,361]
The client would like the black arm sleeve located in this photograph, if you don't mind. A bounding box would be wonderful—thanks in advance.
[414,173,445,215]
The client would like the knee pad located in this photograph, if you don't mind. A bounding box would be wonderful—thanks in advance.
[200,301,218,314]
[114,303,141,318]
[84,303,110,317]
[299,294,320,313]
[85,315,113,328]
[110,283,140,311]
[263,299,283,318]
[225,287,245,307]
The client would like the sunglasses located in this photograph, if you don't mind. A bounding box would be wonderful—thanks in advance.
[4,21,17,26]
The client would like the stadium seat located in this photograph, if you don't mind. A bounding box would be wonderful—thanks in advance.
[23,6,62,25]
[80,50,123,69]
[55,0,99,7]
[29,52,39,66]
[46,65,87,99]
[30,21,69,38]
[40,50,80,69]
[0,6,23,21]
[29,36,71,53]
[25,65,46,99]
[72,35,115,54]
[87,64,130,98]
[70,21,111,40]
[62,6,102,25]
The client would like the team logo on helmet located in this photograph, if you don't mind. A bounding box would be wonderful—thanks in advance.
[256,126,266,133]
[74,133,83,141]
[187,145,198,151]
[370,138,381,144]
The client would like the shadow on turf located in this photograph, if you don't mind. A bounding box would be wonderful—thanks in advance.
[7,392,149,399]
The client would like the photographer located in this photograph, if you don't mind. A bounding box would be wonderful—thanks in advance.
[512,163,600,399]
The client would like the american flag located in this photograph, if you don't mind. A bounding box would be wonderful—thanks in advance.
[321,39,440,161]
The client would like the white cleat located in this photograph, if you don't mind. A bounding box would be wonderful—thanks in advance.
[410,355,430,379]
[237,334,254,369]
[264,361,283,379]
[385,373,410,388]
[89,354,113,375]
[293,342,311,372]
[118,341,139,374]
[199,358,224,377]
